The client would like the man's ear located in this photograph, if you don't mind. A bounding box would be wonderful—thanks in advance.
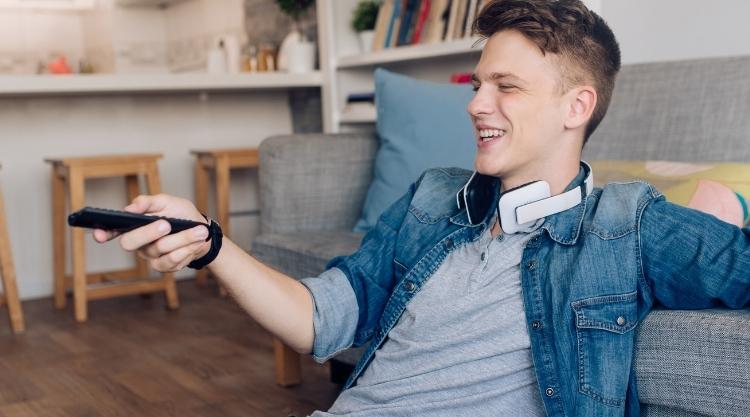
[564,86,597,130]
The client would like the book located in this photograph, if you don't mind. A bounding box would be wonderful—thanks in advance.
[397,0,420,46]
[422,0,450,44]
[346,92,376,103]
[372,0,394,51]
[384,0,402,48]
[444,0,461,41]
[453,0,468,40]
[463,0,478,38]
[410,0,431,44]
[389,0,409,48]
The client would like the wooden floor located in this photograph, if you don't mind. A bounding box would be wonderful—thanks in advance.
[0,280,340,417]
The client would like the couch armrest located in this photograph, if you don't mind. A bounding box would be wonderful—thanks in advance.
[258,133,377,234]
[635,309,750,417]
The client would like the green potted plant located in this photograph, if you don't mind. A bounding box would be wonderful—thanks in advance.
[352,0,381,53]
[275,0,316,73]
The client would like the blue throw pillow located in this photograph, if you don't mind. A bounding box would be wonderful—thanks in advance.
[354,68,477,232]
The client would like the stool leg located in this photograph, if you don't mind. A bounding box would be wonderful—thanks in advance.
[194,158,210,287]
[0,186,25,333]
[273,337,302,387]
[215,156,230,298]
[126,175,149,280]
[68,169,88,322]
[51,167,67,309]
[145,163,179,310]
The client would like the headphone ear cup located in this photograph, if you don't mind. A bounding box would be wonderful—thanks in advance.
[462,173,497,225]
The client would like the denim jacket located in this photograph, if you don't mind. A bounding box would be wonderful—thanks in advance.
[316,167,750,417]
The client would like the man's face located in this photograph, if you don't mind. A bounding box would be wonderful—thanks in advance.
[468,30,571,180]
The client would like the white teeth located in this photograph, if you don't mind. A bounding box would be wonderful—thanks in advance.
[478,128,506,139]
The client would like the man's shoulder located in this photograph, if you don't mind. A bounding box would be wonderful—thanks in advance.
[586,180,663,236]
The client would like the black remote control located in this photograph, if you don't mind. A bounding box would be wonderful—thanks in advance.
[68,207,206,234]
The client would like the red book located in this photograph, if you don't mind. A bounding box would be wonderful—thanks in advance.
[411,0,432,44]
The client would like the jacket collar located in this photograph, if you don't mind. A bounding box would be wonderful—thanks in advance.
[451,165,588,245]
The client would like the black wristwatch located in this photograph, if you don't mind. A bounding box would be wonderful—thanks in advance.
[187,215,223,270]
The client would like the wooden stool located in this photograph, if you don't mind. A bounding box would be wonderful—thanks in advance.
[191,148,259,296]
[0,165,25,333]
[192,148,299,386]
[46,154,179,323]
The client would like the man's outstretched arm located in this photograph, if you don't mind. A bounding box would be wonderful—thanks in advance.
[93,194,314,354]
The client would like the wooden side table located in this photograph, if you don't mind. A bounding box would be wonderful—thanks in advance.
[192,148,300,386]
[191,148,260,296]
[46,154,179,322]
[0,164,25,333]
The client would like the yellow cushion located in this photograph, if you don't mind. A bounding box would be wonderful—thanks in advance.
[589,160,750,227]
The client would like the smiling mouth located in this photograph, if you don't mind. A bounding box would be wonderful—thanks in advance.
[478,128,507,142]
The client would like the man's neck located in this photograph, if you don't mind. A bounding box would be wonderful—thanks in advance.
[492,159,582,238]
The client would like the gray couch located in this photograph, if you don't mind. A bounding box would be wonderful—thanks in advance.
[253,56,750,416]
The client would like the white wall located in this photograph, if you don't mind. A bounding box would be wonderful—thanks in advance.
[0,91,291,300]
[600,0,750,64]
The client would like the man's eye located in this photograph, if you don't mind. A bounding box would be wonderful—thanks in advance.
[499,84,516,91]
[471,84,480,92]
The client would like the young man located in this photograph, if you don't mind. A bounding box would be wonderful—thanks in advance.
[95,1,750,416]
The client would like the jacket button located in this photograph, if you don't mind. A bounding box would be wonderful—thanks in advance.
[532,321,542,330]
[526,260,536,270]
[616,316,626,326]
[545,387,555,397]
[405,281,416,292]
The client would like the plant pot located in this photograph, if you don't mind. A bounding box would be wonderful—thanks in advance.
[358,30,375,53]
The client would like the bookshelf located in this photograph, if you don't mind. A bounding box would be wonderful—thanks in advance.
[317,0,483,133]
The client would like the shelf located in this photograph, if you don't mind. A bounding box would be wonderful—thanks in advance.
[339,109,376,124]
[0,72,323,96]
[115,0,190,8]
[337,37,484,69]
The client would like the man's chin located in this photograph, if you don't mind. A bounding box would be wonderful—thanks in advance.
[473,159,505,178]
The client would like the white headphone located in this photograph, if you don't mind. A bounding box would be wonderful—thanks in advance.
[457,161,594,234]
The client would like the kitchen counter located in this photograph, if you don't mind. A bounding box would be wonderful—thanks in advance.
[0,72,323,96]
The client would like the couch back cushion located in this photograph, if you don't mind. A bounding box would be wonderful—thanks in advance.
[354,68,476,232]
[585,55,750,163]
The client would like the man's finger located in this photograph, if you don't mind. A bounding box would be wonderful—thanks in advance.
[140,225,209,259]
[125,194,171,216]
[119,219,171,251]
[93,228,120,243]
[152,240,206,272]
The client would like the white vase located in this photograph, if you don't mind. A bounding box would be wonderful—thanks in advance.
[358,30,375,53]
[287,40,315,73]
[278,29,316,73]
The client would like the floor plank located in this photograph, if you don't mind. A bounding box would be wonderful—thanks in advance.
[0,280,340,417]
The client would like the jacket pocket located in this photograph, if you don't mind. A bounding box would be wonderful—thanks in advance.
[571,291,638,407]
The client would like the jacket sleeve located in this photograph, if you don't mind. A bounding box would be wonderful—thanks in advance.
[299,178,420,362]
[639,196,750,309]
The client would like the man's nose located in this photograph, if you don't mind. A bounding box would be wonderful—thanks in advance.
[467,88,494,117]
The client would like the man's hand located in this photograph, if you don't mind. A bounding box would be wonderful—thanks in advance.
[93,194,211,272]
